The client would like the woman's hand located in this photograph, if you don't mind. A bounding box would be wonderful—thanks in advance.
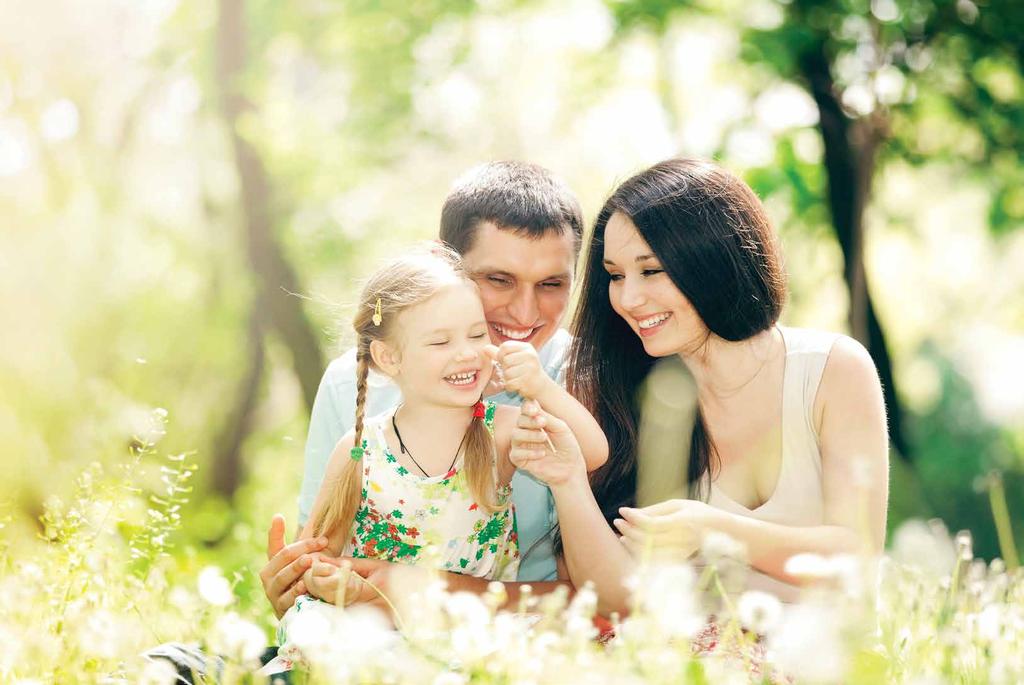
[613,499,725,561]
[509,400,587,487]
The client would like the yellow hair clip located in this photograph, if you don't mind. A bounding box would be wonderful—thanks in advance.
[372,297,383,326]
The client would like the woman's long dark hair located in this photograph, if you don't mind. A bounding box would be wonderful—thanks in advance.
[567,158,786,526]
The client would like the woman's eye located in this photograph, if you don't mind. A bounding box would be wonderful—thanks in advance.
[607,273,624,282]
[642,269,664,277]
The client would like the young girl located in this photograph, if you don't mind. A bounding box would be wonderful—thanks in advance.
[279,245,607,640]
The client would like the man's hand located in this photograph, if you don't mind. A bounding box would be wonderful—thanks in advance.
[259,514,330,618]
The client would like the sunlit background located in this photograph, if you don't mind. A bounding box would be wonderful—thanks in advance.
[1,0,1022,586]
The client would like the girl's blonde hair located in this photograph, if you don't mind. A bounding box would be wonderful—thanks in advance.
[312,244,500,543]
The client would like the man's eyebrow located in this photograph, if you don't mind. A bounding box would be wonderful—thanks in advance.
[470,269,571,281]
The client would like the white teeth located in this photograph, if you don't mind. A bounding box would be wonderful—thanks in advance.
[494,324,535,340]
[445,371,477,385]
[638,313,671,329]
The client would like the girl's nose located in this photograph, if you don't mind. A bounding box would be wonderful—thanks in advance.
[454,344,478,361]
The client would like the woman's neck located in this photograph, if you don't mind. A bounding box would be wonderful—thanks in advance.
[678,326,783,405]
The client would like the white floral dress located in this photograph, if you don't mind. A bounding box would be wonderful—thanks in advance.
[270,402,518,673]
[341,401,519,579]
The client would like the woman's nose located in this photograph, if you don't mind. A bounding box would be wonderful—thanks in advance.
[619,276,646,309]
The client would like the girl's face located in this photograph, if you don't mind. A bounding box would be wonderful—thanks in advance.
[603,212,709,358]
[384,281,494,406]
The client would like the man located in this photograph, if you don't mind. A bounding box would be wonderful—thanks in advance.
[260,161,585,618]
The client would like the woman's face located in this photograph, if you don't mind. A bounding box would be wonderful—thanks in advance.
[602,212,709,358]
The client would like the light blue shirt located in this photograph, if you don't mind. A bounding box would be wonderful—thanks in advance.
[298,329,572,582]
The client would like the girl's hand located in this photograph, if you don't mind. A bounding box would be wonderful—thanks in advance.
[613,499,723,561]
[490,342,552,400]
[302,558,362,606]
[509,400,587,487]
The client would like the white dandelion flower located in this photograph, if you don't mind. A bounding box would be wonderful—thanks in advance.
[138,658,179,685]
[212,612,267,665]
[197,566,234,607]
[737,590,782,634]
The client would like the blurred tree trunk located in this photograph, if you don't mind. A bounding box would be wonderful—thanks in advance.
[798,40,911,461]
[211,309,265,497]
[211,0,325,495]
[214,0,325,409]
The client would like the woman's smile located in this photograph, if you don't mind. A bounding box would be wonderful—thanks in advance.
[635,312,673,337]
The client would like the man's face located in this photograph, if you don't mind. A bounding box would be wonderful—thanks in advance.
[461,222,576,351]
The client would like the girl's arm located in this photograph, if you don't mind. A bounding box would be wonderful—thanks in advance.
[617,336,890,584]
[530,381,608,473]
[490,342,608,472]
[299,431,357,553]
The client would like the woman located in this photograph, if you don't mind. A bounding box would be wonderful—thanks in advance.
[510,158,889,613]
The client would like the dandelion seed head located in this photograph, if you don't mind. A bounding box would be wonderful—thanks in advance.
[891,519,956,576]
[138,658,178,685]
[737,590,782,634]
[211,612,267,665]
[197,566,233,607]
[700,530,747,563]
[769,603,847,682]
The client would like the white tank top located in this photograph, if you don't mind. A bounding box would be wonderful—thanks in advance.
[706,326,839,602]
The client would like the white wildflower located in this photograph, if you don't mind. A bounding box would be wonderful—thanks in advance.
[433,672,468,685]
[211,612,267,665]
[975,604,1004,642]
[77,609,121,659]
[636,564,703,638]
[700,530,747,562]
[784,552,836,580]
[890,519,956,576]
[737,590,782,634]
[445,591,491,630]
[197,566,234,607]
[769,603,847,682]
[138,658,179,685]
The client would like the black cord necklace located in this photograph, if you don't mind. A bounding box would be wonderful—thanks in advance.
[391,407,470,478]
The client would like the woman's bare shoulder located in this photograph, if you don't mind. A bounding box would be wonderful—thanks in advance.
[815,333,885,433]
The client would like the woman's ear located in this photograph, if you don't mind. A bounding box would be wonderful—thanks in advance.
[369,339,401,377]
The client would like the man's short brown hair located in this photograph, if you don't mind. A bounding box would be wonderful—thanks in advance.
[439,161,584,256]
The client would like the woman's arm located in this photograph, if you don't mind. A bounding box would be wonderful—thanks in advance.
[511,404,636,615]
[618,336,890,584]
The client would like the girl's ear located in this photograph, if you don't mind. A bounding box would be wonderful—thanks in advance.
[369,339,401,377]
